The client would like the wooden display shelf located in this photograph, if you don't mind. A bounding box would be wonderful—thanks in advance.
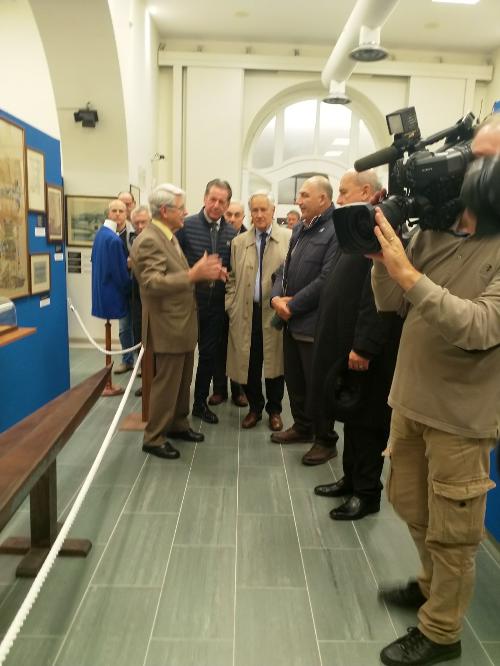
[0,327,36,348]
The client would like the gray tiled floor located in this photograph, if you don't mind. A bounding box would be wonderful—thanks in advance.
[1,347,500,665]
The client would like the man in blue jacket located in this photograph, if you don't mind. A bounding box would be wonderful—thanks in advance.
[177,179,237,424]
[91,199,130,321]
[270,176,340,457]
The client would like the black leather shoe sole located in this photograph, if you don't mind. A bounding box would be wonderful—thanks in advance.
[142,442,180,459]
[314,480,353,497]
[167,429,205,442]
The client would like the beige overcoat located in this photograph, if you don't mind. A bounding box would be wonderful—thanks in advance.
[225,223,291,384]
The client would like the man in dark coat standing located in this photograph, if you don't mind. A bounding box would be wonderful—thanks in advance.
[270,175,340,452]
[312,169,403,520]
[176,179,237,424]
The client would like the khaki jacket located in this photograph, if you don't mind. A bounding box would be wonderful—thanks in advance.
[225,223,291,383]
[130,222,197,354]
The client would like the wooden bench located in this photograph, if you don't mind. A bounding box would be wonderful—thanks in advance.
[0,366,110,577]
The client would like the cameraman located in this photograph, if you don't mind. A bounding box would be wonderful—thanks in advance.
[371,116,500,666]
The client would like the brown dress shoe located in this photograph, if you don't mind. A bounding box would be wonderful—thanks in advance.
[232,394,248,407]
[270,426,313,444]
[242,411,262,429]
[302,443,338,466]
[208,393,227,406]
[268,414,283,431]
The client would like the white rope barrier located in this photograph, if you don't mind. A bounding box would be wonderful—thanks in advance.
[0,346,144,665]
[68,298,142,356]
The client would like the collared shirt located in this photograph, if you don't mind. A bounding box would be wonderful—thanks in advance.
[203,210,221,232]
[103,219,118,233]
[151,218,173,241]
[254,228,271,303]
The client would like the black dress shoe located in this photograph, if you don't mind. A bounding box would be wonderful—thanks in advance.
[380,626,461,665]
[378,581,427,609]
[142,442,180,459]
[167,428,205,442]
[192,403,219,424]
[329,495,380,521]
[314,477,353,497]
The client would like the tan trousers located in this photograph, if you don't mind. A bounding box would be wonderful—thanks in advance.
[144,351,194,446]
[387,410,495,644]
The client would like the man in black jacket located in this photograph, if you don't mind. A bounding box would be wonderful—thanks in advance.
[209,200,248,408]
[270,175,340,451]
[312,169,402,518]
[177,179,237,424]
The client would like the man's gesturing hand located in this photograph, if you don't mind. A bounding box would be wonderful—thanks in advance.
[189,252,224,283]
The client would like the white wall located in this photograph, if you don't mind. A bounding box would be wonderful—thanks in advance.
[0,0,59,137]
[108,0,160,198]
[184,67,245,209]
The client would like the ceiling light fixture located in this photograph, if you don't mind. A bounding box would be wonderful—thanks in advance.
[350,25,388,62]
[323,80,351,105]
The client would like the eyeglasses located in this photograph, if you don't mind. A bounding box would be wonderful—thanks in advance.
[164,204,186,213]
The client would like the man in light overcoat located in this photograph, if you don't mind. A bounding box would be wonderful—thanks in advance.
[225,192,291,431]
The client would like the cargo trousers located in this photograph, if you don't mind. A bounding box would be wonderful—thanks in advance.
[387,410,495,643]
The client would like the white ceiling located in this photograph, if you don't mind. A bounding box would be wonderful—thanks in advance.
[147,0,500,53]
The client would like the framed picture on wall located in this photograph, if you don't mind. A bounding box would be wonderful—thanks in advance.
[130,184,140,205]
[46,183,64,243]
[30,253,50,295]
[65,195,112,247]
[26,147,46,213]
[0,116,30,300]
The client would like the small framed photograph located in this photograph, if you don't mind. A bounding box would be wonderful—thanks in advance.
[130,184,140,205]
[30,253,51,295]
[46,183,64,243]
[65,195,112,247]
[26,147,46,213]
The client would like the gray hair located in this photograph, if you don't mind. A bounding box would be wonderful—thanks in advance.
[305,175,333,201]
[149,183,185,218]
[355,169,382,193]
[248,190,275,208]
[130,205,151,222]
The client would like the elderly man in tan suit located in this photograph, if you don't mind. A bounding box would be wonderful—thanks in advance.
[130,183,225,459]
[226,192,291,431]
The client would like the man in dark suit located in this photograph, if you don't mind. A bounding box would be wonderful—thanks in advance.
[312,169,402,518]
[177,179,238,424]
[130,183,225,460]
[209,200,248,408]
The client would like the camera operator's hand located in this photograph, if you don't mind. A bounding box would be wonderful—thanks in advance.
[348,350,370,372]
[369,207,422,292]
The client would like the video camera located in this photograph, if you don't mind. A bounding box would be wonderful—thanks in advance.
[333,106,476,254]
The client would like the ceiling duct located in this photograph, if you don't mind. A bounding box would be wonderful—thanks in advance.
[321,0,399,100]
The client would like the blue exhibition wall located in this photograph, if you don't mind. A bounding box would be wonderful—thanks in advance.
[486,449,500,542]
[0,108,70,432]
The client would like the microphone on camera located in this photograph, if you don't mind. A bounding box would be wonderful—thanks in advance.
[354,145,401,172]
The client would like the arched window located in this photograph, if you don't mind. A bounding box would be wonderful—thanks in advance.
[245,97,379,219]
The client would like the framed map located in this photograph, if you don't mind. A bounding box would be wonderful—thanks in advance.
[0,116,29,300]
